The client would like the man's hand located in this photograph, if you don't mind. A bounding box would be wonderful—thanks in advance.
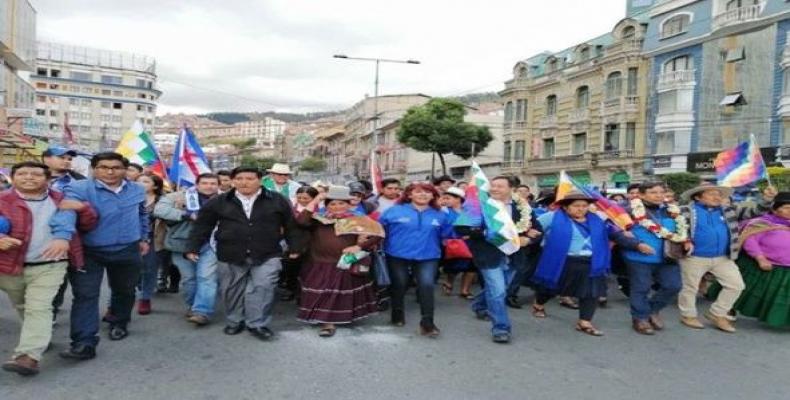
[185,252,200,262]
[519,237,530,247]
[0,236,23,251]
[526,229,542,239]
[755,256,773,272]
[683,241,694,255]
[59,200,87,211]
[637,243,655,255]
[41,239,69,260]
[139,241,150,256]
[342,245,362,254]
[763,186,778,201]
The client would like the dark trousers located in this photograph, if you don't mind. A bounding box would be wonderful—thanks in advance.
[387,256,438,322]
[627,261,682,321]
[157,250,180,288]
[52,273,69,313]
[506,253,538,298]
[68,243,142,347]
[536,292,597,321]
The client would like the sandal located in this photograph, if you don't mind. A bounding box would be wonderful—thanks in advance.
[531,304,547,318]
[559,297,579,310]
[458,292,474,300]
[318,326,336,338]
[440,282,453,296]
[575,322,604,337]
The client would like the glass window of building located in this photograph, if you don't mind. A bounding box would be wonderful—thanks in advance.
[101,75,123,85]
[542,138,555,158]
[546,95,557,116]
[605,123,620,150]
[606,72,622,99]
[573,133,587,154]
[70,71,93,82]
[661,14,691,38]
[625,122,636,150]
[576,86,589,109]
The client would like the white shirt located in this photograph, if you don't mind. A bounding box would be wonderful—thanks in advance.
[235,189,262,219]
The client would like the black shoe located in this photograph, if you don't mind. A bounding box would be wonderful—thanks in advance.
[223,323,245,335]
[598,297,608,308]
[248,327,274,341]
[167,285,179,293]
[59,345,96,361]
[506,296,522,309]
[419,320,441,338]
[475,310,490,321]
[492,332,511,343]
[156,282,168,293]
[108,325,129,341]
[391,309,405,326]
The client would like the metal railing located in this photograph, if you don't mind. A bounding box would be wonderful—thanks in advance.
[37,41,157,74]
[568,108,589,123]
[714,2,765,28]
[502,160,525,170]
[657,69,695,92]
[538,115,558,129]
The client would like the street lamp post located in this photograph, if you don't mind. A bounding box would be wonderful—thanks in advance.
[333,54,420,175]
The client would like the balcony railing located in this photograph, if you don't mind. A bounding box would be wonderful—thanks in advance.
[529,153,591,169]
[504,78,529,90]
[657,69,695,92]
[714,3,765,29]
[538,115,558,129]
[568,109,590,123]
[596,149,635,160]
[501,160,525,170]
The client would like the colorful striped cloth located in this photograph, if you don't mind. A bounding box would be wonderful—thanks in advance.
[555,171,633,230]
[715,136,768,187]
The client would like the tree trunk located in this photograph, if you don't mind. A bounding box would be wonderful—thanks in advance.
[437,152,448,176]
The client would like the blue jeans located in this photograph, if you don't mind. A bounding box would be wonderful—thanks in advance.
[137,246,159,300]
[171,245,218,317]
[627,261,682,321]
[387,257,438,322]
[472,260,515,335]
[69,243,142,347]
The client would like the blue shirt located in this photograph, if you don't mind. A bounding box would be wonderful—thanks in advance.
[538,211,593,256]
[380,203,453,261]
[691,202,730,257]
[64,178,148,250]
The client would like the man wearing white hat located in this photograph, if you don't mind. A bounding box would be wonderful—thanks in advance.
[261,163,301,204]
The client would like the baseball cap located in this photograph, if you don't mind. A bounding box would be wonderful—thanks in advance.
[43,146,77,158]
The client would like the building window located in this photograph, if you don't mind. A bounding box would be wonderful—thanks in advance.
[655,131,675,154]
[579,47,590,62]
[35,82,47,89]
[101,101,111,108]
[664,55,692,72]
[514,140,525,160]
[605,123,620,151]
[101,89,112,95]
[725,47,746,62]
[36,95,46,102]
[515,99,527,121]
[622,26,636,39]
[70,71,93,82]
[113,90,123,97]
[81,99,92,106]
[576,86,589,109]
[148,106,154,112]
[504,101,513,122]
[81,112,91,120]
[137,104,144,111]
[138,93,147,99]
[49,110,57,117]
[68,98,79,106]
[50,69,61,78]
[112,115,122,122]
[112,102,122,110]
[661,13,691,39]
[626,122,636,150]
[726,0,761,11]
[572,133,587,155]
[542,138,555,158]
[81,87,92,94]
[504,141,512,162]
[547,58,558,73]
[784,68,790,95]
[627,68,638,96]
[101,75,123,85]
[546,95,557,116]
[606,72,622,100]
[36,109,45,116]
[37,68,47,76]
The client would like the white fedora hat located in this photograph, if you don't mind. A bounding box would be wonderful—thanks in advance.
[267,163,292,175]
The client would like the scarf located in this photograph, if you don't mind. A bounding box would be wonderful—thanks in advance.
[738,213,790,247]
[532,210,611,290]
[261,176,299,201]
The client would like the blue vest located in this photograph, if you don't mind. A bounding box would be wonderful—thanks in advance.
[623,205,677,265]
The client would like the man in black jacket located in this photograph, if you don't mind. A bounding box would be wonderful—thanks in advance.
[186,166,300,340]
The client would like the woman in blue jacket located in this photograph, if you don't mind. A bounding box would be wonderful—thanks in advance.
[379,182,453,337]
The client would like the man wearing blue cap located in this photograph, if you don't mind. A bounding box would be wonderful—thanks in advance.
[42,146,86,322]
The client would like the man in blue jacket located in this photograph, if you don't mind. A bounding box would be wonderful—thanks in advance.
[59,152,149,361]
[623,182,683,335]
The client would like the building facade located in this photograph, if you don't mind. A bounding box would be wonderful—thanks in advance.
[30,41,160,150]
[234,117,286,149]
[500,11,652,190]
[643,0,790,176]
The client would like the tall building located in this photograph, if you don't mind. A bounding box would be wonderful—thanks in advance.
[643,0,790,177]
[500,10,651,190]
[0,0,37,165]
[0,0,36,117]
[235,117,286,149]
[30,41,160,150]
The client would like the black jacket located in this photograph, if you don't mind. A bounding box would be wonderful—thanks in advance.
[187,188,299,266]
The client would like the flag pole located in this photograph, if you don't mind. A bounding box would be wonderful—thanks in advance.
[751,134,773,187]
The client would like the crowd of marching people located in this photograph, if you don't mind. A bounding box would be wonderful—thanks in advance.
[0,146,788,376]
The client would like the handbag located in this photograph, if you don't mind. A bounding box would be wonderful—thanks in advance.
[444,238,473,260]
[372,249,391,286]
[663,240,686,261]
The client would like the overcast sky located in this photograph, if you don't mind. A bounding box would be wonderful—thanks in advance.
[33,0,626,115]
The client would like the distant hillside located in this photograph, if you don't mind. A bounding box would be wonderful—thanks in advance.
[450,92,500,105]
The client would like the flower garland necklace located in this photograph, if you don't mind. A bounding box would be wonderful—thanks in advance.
[630,198,689,243]
[512,194,533,233]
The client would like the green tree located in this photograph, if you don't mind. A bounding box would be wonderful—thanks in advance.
[239,155,278,172]
[397,98,493,176]
[299,157,327,172]
[662,172,701,196]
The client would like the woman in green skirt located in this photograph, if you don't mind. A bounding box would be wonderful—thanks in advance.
[709,192,790,328]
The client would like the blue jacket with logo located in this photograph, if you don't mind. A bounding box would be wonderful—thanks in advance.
[622,203,676,265]
[379,203,453,261]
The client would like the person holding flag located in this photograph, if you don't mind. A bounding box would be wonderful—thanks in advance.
[116,120,169,182]
[454,164,535,344]
[168,126,211,188]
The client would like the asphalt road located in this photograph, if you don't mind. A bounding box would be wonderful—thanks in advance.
[1,281,788,400]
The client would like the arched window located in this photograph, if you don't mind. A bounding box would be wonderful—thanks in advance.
[606,72,622,99]
[504,101,514,122]
[661,13,691,38]
[546,95,557,116]
[622,26,636,39]
[517,65,528,78]
[547,58,558,73]
[579,47,590,62]
[663,55,693,72]
[576,86,590,109]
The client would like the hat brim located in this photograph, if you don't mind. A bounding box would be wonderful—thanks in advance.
[266,169,291,174]
[555,195,596,205]
[680,185,734,202]
[325,196,355,202]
